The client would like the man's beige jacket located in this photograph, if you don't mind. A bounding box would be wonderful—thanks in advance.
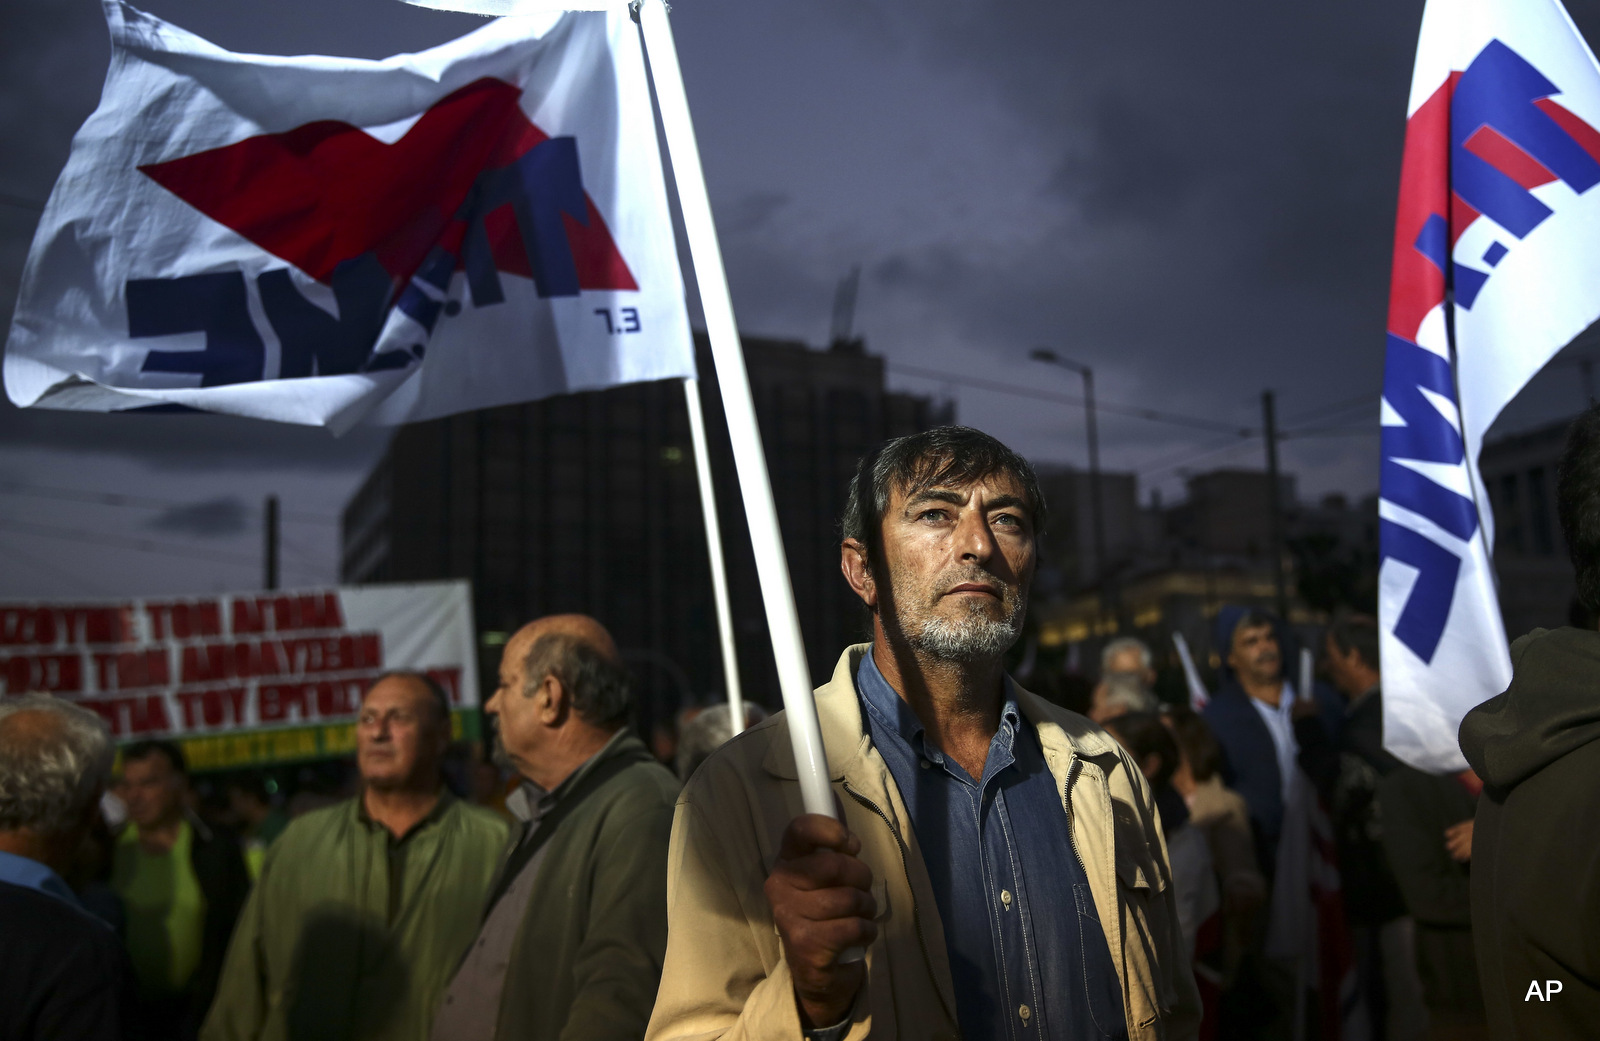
[645,645,1202,1041]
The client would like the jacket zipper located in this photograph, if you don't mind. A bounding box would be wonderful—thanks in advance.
[1062,754,1083,876]
[842,780,949,1022]
[1062,755,1102,1033]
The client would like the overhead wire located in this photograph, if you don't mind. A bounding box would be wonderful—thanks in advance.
[4,550,103,597]
[887,359,1383,476]
[887,362,1255,436]
[0,481,340,525]
[0,191,45,212]
[0,516,323,576]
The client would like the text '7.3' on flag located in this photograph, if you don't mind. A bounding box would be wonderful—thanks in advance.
[1380,0,1600,772]
[3,1,694,432]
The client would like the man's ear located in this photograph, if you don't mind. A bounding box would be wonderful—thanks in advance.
[840,538,878,609]
[536,674,568,726]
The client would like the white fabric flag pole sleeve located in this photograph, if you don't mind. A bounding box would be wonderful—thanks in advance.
[683,377,746,736]
[1171,632,1209,711]
[638,0,833,817]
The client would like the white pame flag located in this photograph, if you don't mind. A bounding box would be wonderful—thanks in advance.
[4,2,693,432]
[1380,0,1600,771]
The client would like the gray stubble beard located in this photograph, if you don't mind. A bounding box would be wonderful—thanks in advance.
[904,581,1025,664]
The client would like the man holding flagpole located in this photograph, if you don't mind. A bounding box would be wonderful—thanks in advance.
[646,427,1198,1041]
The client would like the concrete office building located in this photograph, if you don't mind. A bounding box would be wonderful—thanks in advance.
[1480,416,1581,637]
[341,334,951,733]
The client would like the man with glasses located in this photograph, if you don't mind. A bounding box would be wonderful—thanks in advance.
[204,671,508,1041]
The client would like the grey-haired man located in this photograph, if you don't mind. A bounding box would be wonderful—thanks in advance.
[0,694,133,1041]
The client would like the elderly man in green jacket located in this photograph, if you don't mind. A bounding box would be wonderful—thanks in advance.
[202,671,508,1041]
[431,613,680,1041]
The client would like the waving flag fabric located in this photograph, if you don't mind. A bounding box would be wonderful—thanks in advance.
[4,2,693,432]
[1380,0,1600,771]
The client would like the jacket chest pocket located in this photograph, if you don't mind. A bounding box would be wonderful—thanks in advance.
[1074,883,1131,1039]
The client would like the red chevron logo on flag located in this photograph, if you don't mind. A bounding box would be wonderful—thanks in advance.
[139,77,637,294]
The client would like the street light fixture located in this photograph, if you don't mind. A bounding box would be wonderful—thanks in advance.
[1030,348,1108,594]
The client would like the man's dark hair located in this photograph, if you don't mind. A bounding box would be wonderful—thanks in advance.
[1327,612,1380,673]
[1163,704,1223,782]
[1103,711,1180,789]
[1558,405,1600,612]
[123,739,187,777]
[840,426,1047,573]
[371,670,452,726]
[523,633,634,730]
[1232,610,1276,643]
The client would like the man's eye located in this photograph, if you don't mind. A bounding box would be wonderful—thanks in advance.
[919,509,947,522]
[994,513,1019,527]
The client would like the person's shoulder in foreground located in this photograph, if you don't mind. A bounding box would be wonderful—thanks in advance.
[1459,625,1600,1039]
[1458,402,1600,1040]
[0,880,134,1041]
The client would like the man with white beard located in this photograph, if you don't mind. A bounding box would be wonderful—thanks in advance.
[647,427,1199,1041]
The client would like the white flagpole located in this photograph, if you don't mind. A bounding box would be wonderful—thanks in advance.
[637,0,833,818]
[1170,632,1209,711]
[682,376,746,736]
[1298,646,1314,706]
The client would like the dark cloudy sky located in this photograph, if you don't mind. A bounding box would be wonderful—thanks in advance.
[4,0,1600,599]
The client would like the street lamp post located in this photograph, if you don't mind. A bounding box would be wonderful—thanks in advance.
[1030,349,1108,594]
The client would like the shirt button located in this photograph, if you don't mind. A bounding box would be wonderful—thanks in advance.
[1018,1004,1031,1023]
[1000,889,1012,907]
[920,760,932,769]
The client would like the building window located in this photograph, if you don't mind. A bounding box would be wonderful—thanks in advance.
[1528,467,1555,556]
[1499,473,1524,555]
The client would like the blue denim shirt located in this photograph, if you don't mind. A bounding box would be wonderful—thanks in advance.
[857,651,1127,1041]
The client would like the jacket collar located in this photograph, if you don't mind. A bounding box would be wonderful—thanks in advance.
[762,643,1122,780]
[506,728,641,823]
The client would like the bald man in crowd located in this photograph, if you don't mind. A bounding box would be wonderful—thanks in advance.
[204,672,508,1041]
[432,614,679,1041]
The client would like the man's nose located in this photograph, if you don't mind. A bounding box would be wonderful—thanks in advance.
[955,508,996,561]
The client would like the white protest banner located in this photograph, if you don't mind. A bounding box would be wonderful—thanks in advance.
[0,582,477,770]
[4,2,693,433]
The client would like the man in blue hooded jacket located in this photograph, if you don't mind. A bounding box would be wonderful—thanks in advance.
[1200,607,1343,1039]
[1200,607,1341,877]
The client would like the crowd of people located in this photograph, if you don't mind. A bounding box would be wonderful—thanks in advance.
[3,421,1598,1041]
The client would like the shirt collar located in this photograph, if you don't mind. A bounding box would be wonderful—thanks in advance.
[1248,682,1296,720]
[357,788,454,843]
[0,850,82,909]
[856,648,1023,766]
